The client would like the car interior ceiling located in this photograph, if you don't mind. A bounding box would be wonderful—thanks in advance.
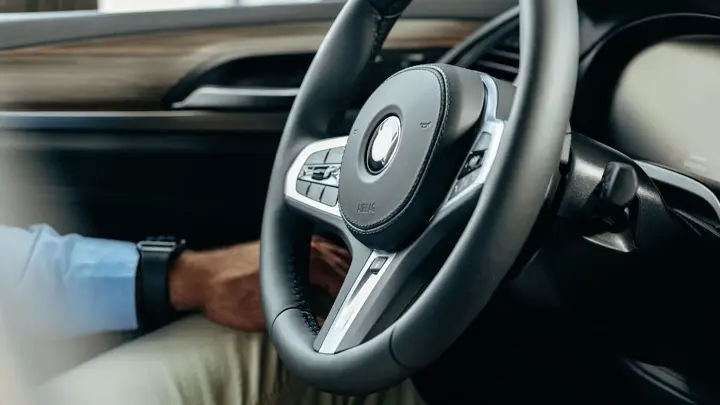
[1,0,720,403]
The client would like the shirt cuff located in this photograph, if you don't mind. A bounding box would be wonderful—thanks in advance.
[64,237,140,336]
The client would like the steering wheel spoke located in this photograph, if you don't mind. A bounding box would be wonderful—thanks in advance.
[437,88,506,215]
[313,240,378,353]
[314,240,416,354]
[285,136,348,232]
[314,196,480,354]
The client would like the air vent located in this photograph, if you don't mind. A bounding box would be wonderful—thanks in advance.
[471,29,520,82]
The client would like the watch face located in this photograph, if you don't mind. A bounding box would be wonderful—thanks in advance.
[138,240,175,248]
[137,239,186,255]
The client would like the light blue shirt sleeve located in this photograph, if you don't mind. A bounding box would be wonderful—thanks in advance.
[0,224,140,338]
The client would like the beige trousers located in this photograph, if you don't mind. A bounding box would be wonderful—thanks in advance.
[41,315,424,405]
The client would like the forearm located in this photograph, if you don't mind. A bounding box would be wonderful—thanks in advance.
[167,251,206,312]
[0,223,227,337]
[0,224,349,338]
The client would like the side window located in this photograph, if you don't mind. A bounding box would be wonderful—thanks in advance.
[0,0,241,13]
[0,0,324,13]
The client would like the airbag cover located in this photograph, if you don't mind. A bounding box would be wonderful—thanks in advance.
[339,64,485,251]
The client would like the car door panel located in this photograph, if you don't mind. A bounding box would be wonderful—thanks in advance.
[0,129,278,248]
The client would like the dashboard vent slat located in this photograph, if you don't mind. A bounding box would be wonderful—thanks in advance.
[486,49,519,62]
[470,29,520,82]
[474,61,519,78]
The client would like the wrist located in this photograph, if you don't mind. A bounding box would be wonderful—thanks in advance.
[168,251,206,312]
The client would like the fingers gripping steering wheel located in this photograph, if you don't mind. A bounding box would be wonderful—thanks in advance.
[260,0,579,395]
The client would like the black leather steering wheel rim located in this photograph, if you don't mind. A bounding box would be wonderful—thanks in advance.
[261,0,579,395]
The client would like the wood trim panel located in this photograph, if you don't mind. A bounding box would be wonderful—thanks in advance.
[0,19,481,111]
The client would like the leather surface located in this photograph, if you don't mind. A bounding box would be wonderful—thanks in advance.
[368,0,413,16]
[339,64,485,251]
[261,0,580,394]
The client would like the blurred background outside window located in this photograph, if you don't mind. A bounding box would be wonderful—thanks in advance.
[0,0,327,13]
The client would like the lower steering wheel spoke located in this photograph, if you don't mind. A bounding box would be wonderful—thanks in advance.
[285,136,348,231]
[314,220,458,355]
[314,243,402,354]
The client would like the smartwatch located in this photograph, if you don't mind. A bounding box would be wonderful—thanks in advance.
[136,237,186,330]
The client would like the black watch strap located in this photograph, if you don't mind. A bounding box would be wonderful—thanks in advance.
[137,238,186,330]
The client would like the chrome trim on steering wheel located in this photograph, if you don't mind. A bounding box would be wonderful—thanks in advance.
[318,250,396,354]
[285,136,348,217]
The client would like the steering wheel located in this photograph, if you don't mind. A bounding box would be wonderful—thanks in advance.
[261,0,579,395]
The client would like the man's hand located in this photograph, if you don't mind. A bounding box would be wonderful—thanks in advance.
[168,236,350,332]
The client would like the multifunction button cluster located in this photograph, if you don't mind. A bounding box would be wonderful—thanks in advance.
[448,132,492,200]
[296,146,344,207]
